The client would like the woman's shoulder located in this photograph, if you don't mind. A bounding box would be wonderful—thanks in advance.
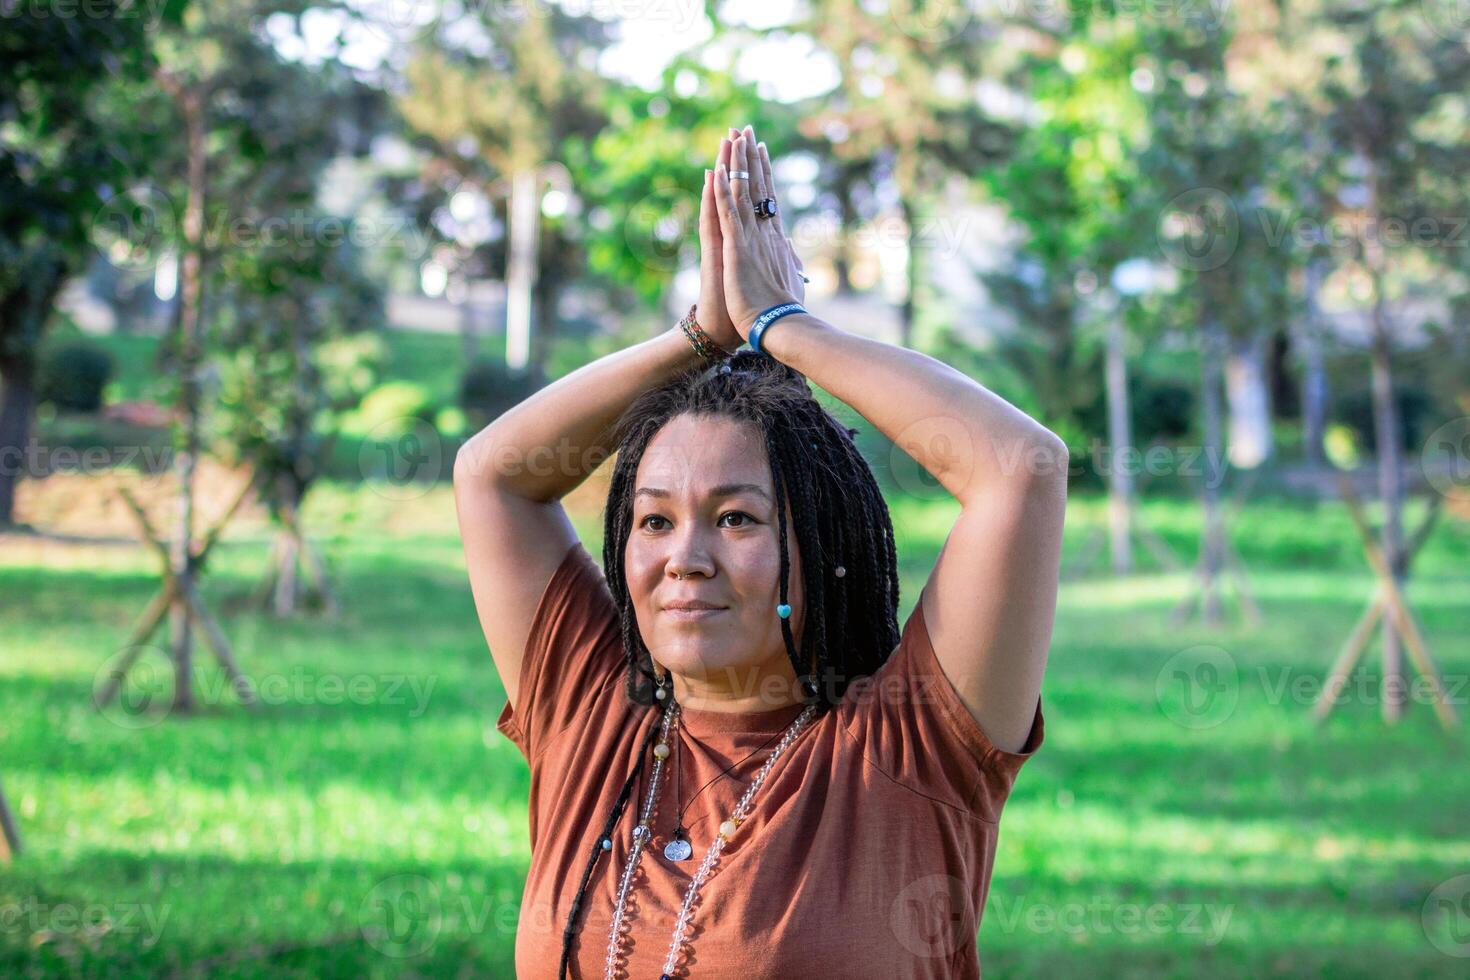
[835,594,1044,822]
[495,541,629,766]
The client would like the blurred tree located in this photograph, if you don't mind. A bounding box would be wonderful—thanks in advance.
[776,0,1017,347]
[1245,0,1470,716]
[0,0,163,526]
[566,57,789,312]
[98,0,387,706]
[978,17,1154,571]
[397,6,608,381]
[1135,8,1295,625]
[210,229,384,616]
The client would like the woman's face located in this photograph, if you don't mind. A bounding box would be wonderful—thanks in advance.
[624,413,805,710]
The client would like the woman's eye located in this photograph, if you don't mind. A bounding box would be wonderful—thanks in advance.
[638,512,753,530]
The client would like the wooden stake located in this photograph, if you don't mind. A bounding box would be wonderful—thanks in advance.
[1328,478,1464,731]
[98,472,257,713]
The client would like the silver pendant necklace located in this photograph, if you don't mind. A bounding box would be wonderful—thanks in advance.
[661,712,789,863]
[662,834,693,862]
[603,700,817,980]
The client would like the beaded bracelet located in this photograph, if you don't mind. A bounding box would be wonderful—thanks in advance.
[748,302,807,356]
[678,304,732,363]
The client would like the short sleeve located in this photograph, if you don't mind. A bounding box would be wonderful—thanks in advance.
[840,583,1045,820]
[495,541,625,765]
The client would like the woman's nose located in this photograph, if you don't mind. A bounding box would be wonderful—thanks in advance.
[667,529,715,579]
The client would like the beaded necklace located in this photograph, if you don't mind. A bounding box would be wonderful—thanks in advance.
[603,700,818,980]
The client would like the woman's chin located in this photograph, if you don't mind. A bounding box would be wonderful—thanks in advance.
[655,645,747,679]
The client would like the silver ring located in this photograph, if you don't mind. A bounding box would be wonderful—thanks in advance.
[729,170,750,180]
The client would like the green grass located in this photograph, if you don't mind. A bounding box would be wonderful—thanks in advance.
[2,486,1468,977]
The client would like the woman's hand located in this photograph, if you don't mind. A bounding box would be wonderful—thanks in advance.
[708,124,806,339]
[694,135,742,353]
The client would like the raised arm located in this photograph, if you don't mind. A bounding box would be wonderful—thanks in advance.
[710,125,1068,753]
[454,156,741,710]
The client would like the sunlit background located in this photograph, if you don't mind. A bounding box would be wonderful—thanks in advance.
[3,0,1469,976]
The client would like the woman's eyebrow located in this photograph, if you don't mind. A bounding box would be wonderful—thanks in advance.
[634,483,771,503]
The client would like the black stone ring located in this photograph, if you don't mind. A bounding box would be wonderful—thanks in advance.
[754,197,779,219]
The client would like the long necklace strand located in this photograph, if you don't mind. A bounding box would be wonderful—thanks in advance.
[603,703,681,980]
[601,701,817,979]
[659,704,814,978]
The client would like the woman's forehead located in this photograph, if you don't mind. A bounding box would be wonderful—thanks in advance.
[636,418,772,496]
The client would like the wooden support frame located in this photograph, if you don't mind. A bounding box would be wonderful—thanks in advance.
[1169,468,1263,628]
[1314,476,1457,730]
[95,474,259,713]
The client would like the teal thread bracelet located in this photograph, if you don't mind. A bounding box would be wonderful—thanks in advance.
[748,302,806,355]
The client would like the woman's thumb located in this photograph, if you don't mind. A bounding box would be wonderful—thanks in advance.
[699,171,715,253]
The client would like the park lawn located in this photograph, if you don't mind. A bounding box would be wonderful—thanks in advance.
[1,483,1468,978]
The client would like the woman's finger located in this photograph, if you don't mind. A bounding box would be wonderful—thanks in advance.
[713,162,743,242]
[730,132,754,224]
[758,142,786,237]
[699,169,717,258]
[743,125,771,207]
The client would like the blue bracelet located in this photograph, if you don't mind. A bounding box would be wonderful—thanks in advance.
[748,303,807,356]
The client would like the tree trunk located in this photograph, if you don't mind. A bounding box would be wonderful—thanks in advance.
[1360,144,1405,723]
[167,79,207,713]
[0,353,37,528]
[1200,315,1228,626]
[1104,299,1134,574]
[530,274,557,387]
[835,172,857,295]
[458,280,479,364]
[0,260,67,528]
[1368,290,1405,722]
[504,169,539,371]
[899,195,918,349]
[1225,329,1273,469]
[273,522,300,616]
[1298,259,1329,467]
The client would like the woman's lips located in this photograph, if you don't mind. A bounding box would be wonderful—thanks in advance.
[664,607,726,621]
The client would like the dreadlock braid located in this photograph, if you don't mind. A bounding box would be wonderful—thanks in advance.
[557,349,899,978]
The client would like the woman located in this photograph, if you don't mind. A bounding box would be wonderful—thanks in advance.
[453,125,1067,979]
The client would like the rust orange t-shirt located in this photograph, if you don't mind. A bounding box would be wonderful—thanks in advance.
[496,541,1045,979]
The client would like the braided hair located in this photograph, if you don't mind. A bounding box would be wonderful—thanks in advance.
[556,349,900,977]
